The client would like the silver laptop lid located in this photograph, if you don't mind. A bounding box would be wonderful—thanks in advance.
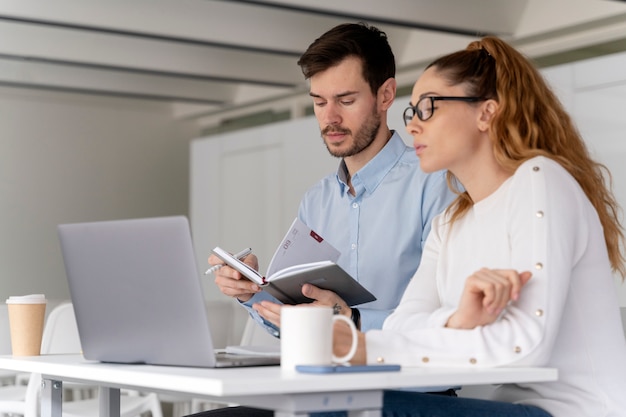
[58,216,217,367]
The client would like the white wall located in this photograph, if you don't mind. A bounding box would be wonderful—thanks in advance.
[542,52,626,305]
[0,87,200,302]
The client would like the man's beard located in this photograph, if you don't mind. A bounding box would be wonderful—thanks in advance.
[322,110,381,158]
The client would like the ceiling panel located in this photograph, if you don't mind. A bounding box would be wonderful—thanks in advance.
[243,0,526,35]
[1,0,625,128]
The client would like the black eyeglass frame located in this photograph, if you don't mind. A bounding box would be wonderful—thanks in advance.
[403,96,487,126]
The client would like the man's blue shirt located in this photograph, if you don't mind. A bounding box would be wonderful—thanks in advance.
[243,132,455,335]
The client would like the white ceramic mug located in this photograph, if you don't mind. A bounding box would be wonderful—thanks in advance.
[280,305,358,373]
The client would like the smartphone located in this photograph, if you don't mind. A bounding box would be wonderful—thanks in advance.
[295,364,401,374]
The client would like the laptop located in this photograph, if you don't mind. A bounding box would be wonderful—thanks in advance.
[57,215,280,368]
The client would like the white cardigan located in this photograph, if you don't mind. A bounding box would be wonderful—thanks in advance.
[366,156,626,417]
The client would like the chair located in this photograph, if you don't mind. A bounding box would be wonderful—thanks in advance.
[0,367,39,417]
[239,316,280,347]
[0,302,163,417]
[0,302,45,417]
[0,304,33,417]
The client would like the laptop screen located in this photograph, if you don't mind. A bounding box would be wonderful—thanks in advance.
[58,216,219,367]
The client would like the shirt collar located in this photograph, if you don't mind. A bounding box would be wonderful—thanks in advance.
[335,131,406,197]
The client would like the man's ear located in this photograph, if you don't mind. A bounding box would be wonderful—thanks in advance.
[378,78,396,111]
[477,99,498,132]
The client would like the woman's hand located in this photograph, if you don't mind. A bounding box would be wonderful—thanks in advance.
[446,268,532,329]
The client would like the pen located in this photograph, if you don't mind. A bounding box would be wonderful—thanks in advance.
[205,247,252,275]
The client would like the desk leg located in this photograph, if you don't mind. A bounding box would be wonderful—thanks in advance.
[41,378,63,417]
[99,386,121,417]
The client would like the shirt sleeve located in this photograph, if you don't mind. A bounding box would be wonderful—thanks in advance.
[368,157,595,368]
[240,291,281,338]
[359,307,394,331]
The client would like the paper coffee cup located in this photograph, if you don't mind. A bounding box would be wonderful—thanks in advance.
[6,294,47,356]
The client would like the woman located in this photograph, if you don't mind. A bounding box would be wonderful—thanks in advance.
[334,36,626,417]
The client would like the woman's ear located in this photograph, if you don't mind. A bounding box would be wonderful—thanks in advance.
[477,99,498,132]
[378,78,397,111]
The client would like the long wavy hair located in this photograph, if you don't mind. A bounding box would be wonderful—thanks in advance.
[426,36,625,278]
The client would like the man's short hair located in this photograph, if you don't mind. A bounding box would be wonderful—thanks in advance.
[297,22,396,95]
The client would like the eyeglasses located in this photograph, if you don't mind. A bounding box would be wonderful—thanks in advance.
[403,96,486,126]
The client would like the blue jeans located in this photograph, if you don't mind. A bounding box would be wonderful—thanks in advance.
[310,390,552,417]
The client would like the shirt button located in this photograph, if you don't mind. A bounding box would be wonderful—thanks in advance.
[469,358,477,365]
[376,357,385,364]
[352,202,359,208]
[351,243,357,250]
[422,357,429,363]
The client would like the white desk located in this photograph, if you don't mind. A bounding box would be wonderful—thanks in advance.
[0,354,557,417]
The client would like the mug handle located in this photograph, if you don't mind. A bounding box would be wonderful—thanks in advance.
[331,314,358,364]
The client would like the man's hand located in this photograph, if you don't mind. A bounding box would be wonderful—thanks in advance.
[209,253,261,302]
[446,268,532,329]
[252,283,351,328]
[301,283,351,318]
[252,300,282,327]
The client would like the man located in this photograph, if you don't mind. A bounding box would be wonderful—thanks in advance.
[212,22,453,334]
[194,22,455,416]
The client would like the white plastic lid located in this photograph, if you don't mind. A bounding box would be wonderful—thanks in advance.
[5,294,47,304]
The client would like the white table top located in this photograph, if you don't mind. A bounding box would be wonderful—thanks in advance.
[0,354,557,399]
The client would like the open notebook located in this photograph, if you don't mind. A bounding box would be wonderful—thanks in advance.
[57,216,280,368]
